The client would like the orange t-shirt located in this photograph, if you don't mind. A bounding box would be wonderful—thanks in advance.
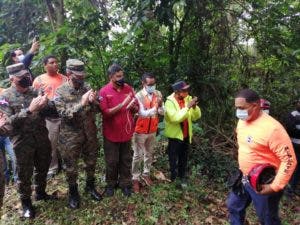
[236,112,297,192]
[33,73,67,100]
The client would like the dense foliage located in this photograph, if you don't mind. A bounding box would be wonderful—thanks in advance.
[0,0,299,179]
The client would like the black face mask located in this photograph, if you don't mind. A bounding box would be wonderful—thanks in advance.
[18,76,32,88]
[115,78,125,87]
[71,77,84,88]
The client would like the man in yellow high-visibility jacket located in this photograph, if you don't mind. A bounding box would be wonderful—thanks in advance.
[164,81,201,187]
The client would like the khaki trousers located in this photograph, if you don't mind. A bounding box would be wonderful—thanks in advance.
[46,118,61,173]
[131,132,156,180]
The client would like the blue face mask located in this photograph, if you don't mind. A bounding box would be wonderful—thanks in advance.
[17,54,25,62]
[236,109,249,121]
[145,85,156,94]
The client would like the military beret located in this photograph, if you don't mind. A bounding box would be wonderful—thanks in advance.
[6,63,29,77]
[66,59,85,76]
[172,81,190,91]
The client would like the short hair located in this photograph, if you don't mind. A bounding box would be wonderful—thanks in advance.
[107,63,123,76]
[235,89,260,103]
[10,51,16,58]
[141,72,155,82]
[43,55,57,65]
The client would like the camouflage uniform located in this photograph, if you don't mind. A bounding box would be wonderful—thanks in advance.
[0,85,52,200]
[0,63,52,205]
[0,152,4,211]
[54,75,99,186]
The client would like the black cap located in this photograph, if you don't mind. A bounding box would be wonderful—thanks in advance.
[171,81,190,91]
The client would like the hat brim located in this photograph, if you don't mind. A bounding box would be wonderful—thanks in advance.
[181,84,190,90]
[13,69,30,77]
[70,70,85,76]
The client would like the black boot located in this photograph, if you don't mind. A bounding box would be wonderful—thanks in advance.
[68,184,80,209]
[35,190,57,201]
[21,199,35,219]
[85,178,102,201]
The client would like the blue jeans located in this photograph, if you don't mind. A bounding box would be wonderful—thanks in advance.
[0,136,17,182]
[227,181,283,225]
[290,143,300,190]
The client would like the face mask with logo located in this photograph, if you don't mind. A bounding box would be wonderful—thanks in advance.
[145,85,156,94]
[18,76,32,88]
[17,54,25,62]
[115,78,125,87]
[263,109,269,114]
[236,109,249,121]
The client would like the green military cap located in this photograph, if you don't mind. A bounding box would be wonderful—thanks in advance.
[66,59,85,76]
[6,63,29,77]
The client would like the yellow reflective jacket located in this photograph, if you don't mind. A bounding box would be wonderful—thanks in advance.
[164,93,201,143]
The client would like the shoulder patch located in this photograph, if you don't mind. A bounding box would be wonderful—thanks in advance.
[0,98,9,106]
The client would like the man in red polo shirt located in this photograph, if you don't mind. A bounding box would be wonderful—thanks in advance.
[99,64,138,197]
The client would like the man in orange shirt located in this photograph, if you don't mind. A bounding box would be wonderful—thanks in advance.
[227,89,297,225]
[33,55,68,177]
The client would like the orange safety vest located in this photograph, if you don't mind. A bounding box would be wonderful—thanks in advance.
[135,92,160,134]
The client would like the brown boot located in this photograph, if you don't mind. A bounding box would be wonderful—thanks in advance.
[132,180,140,193]
[141,175,153,186]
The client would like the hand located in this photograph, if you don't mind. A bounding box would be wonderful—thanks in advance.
[38,95,48,109]
[0,112,8,127]
[259,184,276,195]
[88,90,97,103]
[187,97,198,109]
[129,101,139,113]
[29,40,40,54]
[81,90,92,106]
[121,94,132,107]
[157,96,163,107]
[28,96,43,113]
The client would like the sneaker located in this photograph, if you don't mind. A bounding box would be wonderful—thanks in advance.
[132,180,140,193]
[180,181,188,189]
[103,187,114,197]
[141,175,153,186]
[121,187,132,197]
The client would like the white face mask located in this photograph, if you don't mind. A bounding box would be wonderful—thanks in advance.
[263,109,269,114]
[145,85,156,94]
[17,54,25,62]
[236,109,249,121]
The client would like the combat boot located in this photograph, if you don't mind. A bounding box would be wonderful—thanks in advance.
[68,184,80,209]
[21,198,35,219]
[35,190,57,201]
[85,177,102,201]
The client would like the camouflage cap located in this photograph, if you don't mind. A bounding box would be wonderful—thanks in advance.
[66,59,85,76]
[6,63,29,77]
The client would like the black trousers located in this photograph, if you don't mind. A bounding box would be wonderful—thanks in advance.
[167,138,189,181]
[104,138,132,188]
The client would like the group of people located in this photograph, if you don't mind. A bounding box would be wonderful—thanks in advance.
[0,40,298,225]
[0,41,202,219]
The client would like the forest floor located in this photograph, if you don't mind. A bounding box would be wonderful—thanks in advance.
[1,148,299,225]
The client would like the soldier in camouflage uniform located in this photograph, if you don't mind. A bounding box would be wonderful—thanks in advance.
[0,145,4,213]
[54,59,102,209]
[0,63,54,218]
[0,113,9,213]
